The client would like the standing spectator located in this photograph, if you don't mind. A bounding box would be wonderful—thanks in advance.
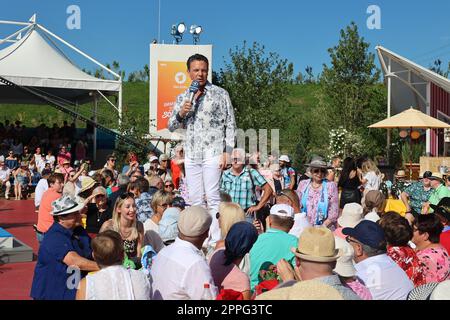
[101,169,117,196]
[412,214,450,283]
[249,204,298,289]
[35,173,64,243]
[57,145,71,167]
[32,147,45,173]
[122,151,143,177]
[45,149,56,170]
[150,206,217,300]
[338,157,362,209]
[100,193,144,261]
[75,140,87,161]
[220,148,272,224]
[358,159,382,203]
[84,186,110,238]
[343,220,414,299]
[431,197,450,254]
[30,195,99,300]
[0,160,11,200]
[21,146,32,162]
[167,54,236,248]
[296,158,339,228]
[157,154,172,182]
[363,190,386,223]
[379,212,425,286]
[279,155,296,190]
[170,144,185,190]
[209,222,258,300]
[401,171,433,221]
[423,173,450,214]
[57,159,74,183]
[34,169,52,213]
[75,230,151,300]
[327,156,342,183]
[103,154,119,180]
[143,155,159,176]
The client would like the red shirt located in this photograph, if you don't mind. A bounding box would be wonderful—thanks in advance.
[171,159,182,189]
[440,229,450,255]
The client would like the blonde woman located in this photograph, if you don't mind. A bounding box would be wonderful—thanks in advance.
[100,193,144,259]
[143,190,173,234]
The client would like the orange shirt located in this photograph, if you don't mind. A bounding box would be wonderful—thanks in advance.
[37,189,62,233]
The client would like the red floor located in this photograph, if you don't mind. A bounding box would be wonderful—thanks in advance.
[0,199,38,300]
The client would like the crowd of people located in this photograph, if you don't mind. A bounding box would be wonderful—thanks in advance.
[26,146,450,300]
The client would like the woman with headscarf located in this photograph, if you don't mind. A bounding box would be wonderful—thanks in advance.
[208,221,258,300]
[296,158,339,229]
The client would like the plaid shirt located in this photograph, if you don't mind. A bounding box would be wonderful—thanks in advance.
[220,167,267,210]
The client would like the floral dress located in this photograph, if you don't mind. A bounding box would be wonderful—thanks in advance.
[416,246,450,283]
[387,245,425,286]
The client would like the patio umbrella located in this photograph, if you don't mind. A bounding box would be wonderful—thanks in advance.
[369,107,450,179]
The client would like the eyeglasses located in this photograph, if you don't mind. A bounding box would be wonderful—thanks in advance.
[232,158,240,163]
[120,192,135,200]
[216,212,220,219]
[345,236,361,245]
[95,194,106,198]
[165,184,174,188]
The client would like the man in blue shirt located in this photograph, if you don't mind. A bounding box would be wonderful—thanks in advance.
[30,195,99,300]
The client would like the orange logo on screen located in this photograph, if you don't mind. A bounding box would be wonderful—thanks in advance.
[157,61,190,131]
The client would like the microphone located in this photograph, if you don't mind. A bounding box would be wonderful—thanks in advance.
[188,80,200,103]
[186,80,200,118]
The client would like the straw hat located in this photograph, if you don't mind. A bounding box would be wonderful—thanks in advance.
[394,170,406,178]
[255,280,343,300]
[291,227,341,262]
[338,203,363,228]
[78,177,97,195]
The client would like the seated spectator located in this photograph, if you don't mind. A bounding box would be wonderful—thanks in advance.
[256,279,343,300]
[107,173,129,209]
[143,190,173,236]
[30,195,99,300]
[209,222,258,300]
[363,190,386,223]
[147,173,163,197]
[249,204,298,290]
[0,160,12,200]
[343,220,414,299]
[430,197,450,254]
[412,214,450,283]
[103,154,118,180]
[100,193,144,261]
[101,169,117,196]
[158,207,180,245]
[143,155,159,177]
[379,212,425,286]
[13,161,31,200]
[275,189,311,238]
[275,227,360,300]
[164,179,175,195]
[129,177,153,223]
[57,159,74,182]
[21,146,32,163]
[76,230,151,300]
[45,150,56,170]
[11,138,23,157]
[57,145,71,167]
[157,154,172,182]
[150,206,217,300]
[5,150,18,170]
[335,203,364,239]
[130,169,143,183]
[84,186,110,238]
[334,236,372,299]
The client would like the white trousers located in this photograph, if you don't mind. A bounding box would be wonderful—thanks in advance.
[185,155,222,246]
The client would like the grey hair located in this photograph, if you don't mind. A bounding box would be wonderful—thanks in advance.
[117,174,130,187]
[361,244,386,257]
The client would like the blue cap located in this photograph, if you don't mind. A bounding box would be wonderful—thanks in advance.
[342,220,386,250]
[172,196,186,210]
[159,207,180,242]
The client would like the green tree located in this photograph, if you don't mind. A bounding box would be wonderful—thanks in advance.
[319,22,386,158]
[215,41,294,130]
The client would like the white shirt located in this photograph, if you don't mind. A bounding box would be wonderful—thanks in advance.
[355,254,414,300]
[0,167,11,181]
[363,171,381,191]
[289,212,311,237]
[46,155,56,167]
[34,178,49,207]
[364,210,380,223]
[150,237,218,300]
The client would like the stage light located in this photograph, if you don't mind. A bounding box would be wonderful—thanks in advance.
[171,22,186,44]
[190,24,203,45]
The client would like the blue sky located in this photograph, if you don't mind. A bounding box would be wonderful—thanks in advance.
[2,0,450,79]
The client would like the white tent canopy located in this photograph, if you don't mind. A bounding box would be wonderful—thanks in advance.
[0,20,122,108]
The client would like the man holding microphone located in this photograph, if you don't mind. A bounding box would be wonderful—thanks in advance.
[168,54,236,246]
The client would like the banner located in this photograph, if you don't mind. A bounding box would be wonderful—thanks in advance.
[149,44,212,139]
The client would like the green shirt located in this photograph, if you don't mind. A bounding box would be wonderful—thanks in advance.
[249,228,298,290]
[404,182,433,215]
[428,184,450,213]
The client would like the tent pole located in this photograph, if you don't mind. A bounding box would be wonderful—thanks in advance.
[93,95,98,163]
[410,127,413,181]
[118,82,123,130]
[387,57,392,165]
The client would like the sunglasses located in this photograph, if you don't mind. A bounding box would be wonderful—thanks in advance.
[160,160,168,162]
[109,159,116,162]
[95,194,106,198]
[312,168,327,174]
[165,184,174,188]
[276,190,289,197]
[120,192,135,200]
